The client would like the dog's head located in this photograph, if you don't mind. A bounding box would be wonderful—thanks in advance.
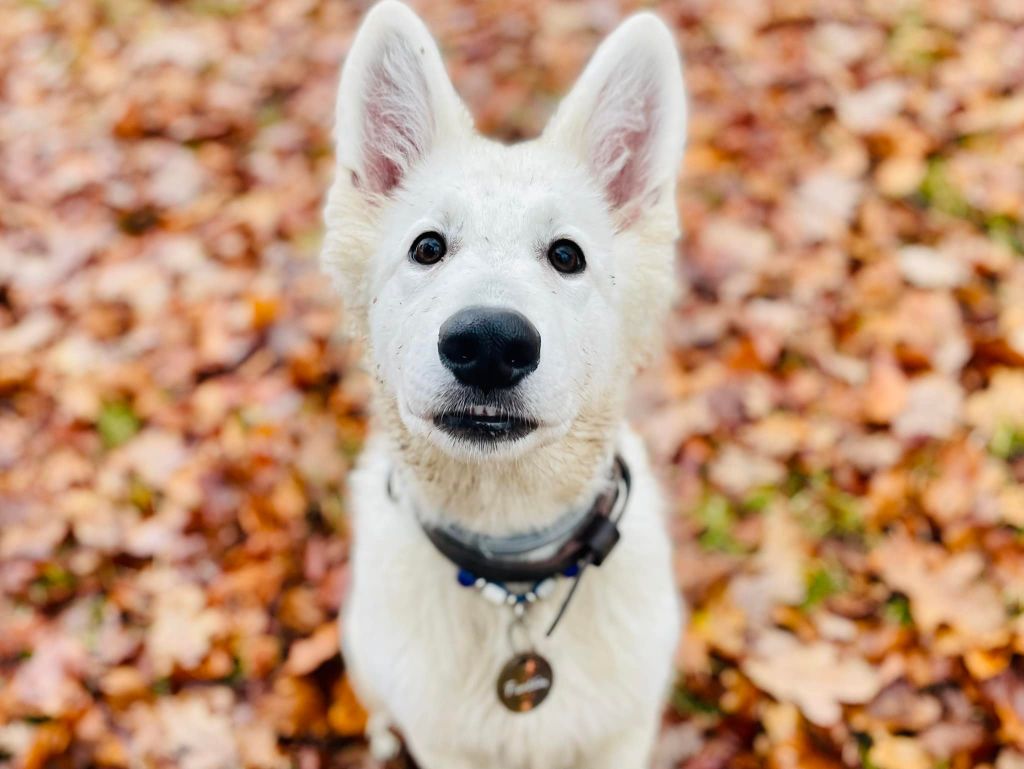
[323,1,686,462]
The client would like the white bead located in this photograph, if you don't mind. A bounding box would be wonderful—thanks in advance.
[481,583,508,605]
[474,578,486,589]
[506,594,518,606]
[535,579,556,599]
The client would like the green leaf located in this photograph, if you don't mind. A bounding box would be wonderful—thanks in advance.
[884,593,914,627]
[918,158,969,218]
[742,487,775,513]
[990,423,1024,461]
[803,563,846,610]
[823,487,866,537]
[671,683,721,717]
[985,215,1024,256]
[855,732,882,769]
[35,564,75,591]
[97,401,140,449]
[694,493,743,553]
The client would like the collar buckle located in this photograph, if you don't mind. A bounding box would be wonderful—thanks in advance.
[578,516,621,567]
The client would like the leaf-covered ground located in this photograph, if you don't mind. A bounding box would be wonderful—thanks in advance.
[2,1,1024,768]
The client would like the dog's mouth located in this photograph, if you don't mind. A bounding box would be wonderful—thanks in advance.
[433,405,538,443]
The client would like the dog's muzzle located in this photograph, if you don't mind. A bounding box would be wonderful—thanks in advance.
[434,306,541,443]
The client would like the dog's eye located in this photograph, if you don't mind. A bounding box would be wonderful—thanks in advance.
[547,239,586,275]
[410,232,447,266]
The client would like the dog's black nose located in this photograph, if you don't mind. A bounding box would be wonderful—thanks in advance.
[438,306,541,391]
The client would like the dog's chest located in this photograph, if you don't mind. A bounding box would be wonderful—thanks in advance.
[341,441,680,768]
[348,551,670,767]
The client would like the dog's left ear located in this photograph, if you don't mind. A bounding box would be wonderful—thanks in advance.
[543,13,686,223]
[334,1,472,197]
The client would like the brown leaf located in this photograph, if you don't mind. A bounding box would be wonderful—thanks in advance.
[285,622,340,676]
[328,674,369,737]
[873,537,1008,650]
[742,630,881,727]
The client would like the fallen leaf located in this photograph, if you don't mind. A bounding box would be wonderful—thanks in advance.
[742,630,881,726]
[874,537,1007,650]
[327,674,368,737]
[869,735,931,769]
[284,622,339,676]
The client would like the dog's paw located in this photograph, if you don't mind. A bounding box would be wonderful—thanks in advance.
[369,729,402,762]
[367,713,402,762]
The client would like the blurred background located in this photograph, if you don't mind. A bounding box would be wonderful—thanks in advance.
[2,0,1024,767]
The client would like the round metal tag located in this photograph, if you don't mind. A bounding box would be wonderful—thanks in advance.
[496,652,554,713]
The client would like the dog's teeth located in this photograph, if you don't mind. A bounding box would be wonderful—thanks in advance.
[485,406,498,417]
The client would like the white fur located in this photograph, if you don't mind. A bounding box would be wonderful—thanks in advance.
[322,3,688,767]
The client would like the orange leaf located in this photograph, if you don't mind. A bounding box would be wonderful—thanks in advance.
[328,674,369,737]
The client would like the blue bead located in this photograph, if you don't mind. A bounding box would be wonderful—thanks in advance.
[562,562,581,578]
[457,569,477,587]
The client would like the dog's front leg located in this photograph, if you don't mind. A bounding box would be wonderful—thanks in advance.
[575,719,659,769]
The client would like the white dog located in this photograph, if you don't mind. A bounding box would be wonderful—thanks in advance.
[321,3,687,767]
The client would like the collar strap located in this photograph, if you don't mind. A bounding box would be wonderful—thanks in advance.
[418,457,631,584]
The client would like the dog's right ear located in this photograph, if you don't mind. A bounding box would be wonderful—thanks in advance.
[335,1,472,197]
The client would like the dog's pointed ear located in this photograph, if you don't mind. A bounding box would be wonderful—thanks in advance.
[335,1,471,197]
[543,13,686,222]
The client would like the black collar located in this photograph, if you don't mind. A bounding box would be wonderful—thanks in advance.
[410,457,631,584]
